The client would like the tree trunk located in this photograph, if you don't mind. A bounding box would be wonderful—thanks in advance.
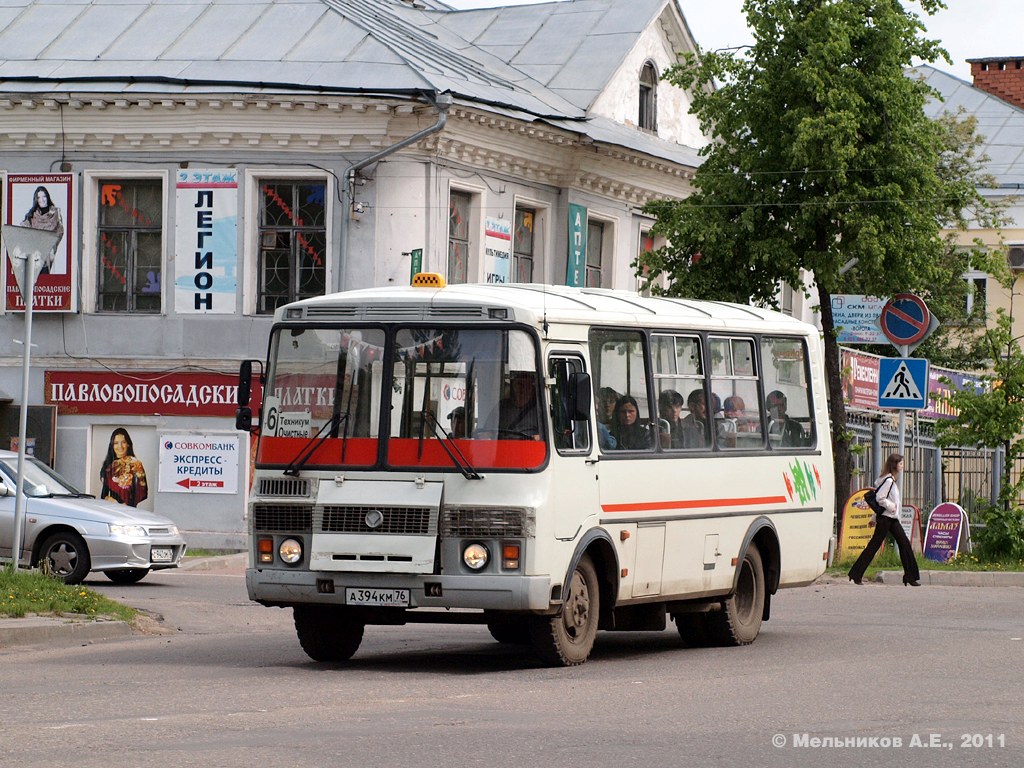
[817,281,852,534]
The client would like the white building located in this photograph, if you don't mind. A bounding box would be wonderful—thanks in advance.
[0,0,709,546]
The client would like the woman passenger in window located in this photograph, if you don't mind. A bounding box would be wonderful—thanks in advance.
[611,395,651,450]
[21,185,64,275]
[99,428,149,507]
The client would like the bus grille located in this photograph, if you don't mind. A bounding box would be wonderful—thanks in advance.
[253,504,313,532]
[321,506,435,535]
[257,477,310,497]
[441,508,528,537]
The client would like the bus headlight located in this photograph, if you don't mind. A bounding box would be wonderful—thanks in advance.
[279,538,303,565]
[462,542,489,570]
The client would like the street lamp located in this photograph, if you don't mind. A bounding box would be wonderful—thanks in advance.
[2,223,60,573]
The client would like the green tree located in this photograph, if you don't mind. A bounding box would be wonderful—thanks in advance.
[934,308,1024,559]
[640,0,1003,519]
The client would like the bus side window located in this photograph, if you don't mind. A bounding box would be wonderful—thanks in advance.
[549,356,591,453]
[760,336,814,449]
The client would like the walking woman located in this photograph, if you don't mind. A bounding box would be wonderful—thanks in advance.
[848,453,921,586]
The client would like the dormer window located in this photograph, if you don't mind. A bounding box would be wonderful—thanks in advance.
[639,61,658,132]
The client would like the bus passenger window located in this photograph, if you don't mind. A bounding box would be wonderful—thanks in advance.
[760,336,814,449]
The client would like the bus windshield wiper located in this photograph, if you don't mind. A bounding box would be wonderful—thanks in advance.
[283,412,349,477]
[425,412,482,480]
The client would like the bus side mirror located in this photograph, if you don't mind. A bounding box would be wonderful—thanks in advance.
[238,360,253,406]
[567,372,592,421]
[235,407,252,432]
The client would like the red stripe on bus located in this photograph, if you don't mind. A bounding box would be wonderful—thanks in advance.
[601,495,788,513]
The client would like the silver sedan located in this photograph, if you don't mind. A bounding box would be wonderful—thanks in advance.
[0,450,186,584]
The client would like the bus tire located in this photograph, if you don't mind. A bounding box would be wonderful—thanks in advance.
[486,617,532,645]
[673,613,715,648]
[706,545,765,646]
[529,554,599,666]
[293,605,364,662]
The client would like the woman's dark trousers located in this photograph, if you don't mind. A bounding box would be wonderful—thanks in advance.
[848,514,920,582]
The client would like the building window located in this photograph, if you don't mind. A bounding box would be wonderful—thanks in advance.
[639,61,658,132]
[586,220,605,288]
[257,181,326,314]
[514,207,536,282]
[448,190,472,284]
[964,274,987,322]
[97,179,163,313]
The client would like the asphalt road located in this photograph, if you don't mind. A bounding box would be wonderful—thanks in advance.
[1,563,1021,768]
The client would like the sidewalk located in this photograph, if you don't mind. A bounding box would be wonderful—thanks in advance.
[0,553,246,650]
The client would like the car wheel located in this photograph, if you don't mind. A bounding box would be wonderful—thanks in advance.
[105,568,150,584]
[39,531,91,585]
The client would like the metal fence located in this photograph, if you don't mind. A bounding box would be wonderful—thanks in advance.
[847,413,1000,526]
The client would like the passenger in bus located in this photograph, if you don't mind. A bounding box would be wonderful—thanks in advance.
[766,390,804,447]
[715,393,738,447]
[681,389,709,449]
[448,407,467,439]
[497,371,542,440]
[658,389,685,448]
[597,386,619,427]
[611,395,651,450]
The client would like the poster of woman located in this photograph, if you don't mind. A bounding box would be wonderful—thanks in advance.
[91,425,156,512]
[4,172,77,312]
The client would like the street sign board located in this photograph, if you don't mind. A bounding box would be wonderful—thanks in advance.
[830,294,889,344]
[878,358,929,409]
[880,293,931,348]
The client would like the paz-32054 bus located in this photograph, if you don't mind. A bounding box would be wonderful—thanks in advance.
[236,274,835,666]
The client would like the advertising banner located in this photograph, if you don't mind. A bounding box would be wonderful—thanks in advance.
[174,169,237,313]
[4,173,77,312]
[46,370,260,418]
[830,295,888,344]
[839,489,882,559]
[483,217,512,284]
[924,502,969,562]
[158,434,239,493]
[566,203,587,287]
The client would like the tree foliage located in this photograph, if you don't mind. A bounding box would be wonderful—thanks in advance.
[640,0,1004,516]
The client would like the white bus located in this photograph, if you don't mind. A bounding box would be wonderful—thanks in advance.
[236,275,835,666]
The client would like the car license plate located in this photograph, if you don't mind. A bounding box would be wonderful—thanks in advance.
[151,547,174,563]
[345,588,410,607]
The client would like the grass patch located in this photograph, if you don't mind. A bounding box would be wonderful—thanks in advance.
[0,567,136,622]
[183,548,243,559]
[828,546,1024,578]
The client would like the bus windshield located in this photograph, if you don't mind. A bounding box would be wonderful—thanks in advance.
[256,325,547,471]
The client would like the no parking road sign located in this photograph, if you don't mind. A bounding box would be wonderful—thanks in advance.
[878,358,929,410]
[880,293,935,351]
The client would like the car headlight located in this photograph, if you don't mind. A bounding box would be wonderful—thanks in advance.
[462,542,489,570]
[279,538,303,565]
[110,523,147,537]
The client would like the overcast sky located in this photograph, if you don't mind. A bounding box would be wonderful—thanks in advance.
[443,0,1021,81]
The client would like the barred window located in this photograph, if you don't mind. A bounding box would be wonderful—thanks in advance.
[257,181,327,314]
[97,180,163,313]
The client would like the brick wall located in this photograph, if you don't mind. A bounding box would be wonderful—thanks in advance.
[969,57,1024,110]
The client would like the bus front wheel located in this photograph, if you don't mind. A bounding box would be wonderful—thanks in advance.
[530,554,599,666]
[293,605,364,662]
[706,545,765,646]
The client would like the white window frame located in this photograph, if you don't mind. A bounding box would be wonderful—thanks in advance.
[243,168,332,316]
[81,170,169,315]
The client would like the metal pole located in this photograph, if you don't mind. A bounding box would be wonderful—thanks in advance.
[10,260,36,571]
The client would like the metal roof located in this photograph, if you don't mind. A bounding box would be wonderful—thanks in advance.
[913,64,1024,189]
[0,0,701,167]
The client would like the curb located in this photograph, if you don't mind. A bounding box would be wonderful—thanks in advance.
[876,570,1024,587]
[0,615,132,649]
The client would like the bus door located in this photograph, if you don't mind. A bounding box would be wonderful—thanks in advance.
[547,353,600,541]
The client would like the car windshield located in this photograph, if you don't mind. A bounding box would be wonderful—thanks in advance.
[0,457,84,497]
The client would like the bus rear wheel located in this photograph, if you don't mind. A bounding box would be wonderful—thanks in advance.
[529,554,599,666]
[293,605,365,662]
[706,545,765,646]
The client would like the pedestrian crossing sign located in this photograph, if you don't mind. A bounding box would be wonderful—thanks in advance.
[878,358,929,410]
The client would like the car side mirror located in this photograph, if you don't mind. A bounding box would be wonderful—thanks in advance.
[238,360,253,406]
[0,480,11,497]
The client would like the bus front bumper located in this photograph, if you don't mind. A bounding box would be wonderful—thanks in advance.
[246,568,555,612]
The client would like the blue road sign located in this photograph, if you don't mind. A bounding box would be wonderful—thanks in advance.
[880,294,931,348]
[878,358,929,410]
